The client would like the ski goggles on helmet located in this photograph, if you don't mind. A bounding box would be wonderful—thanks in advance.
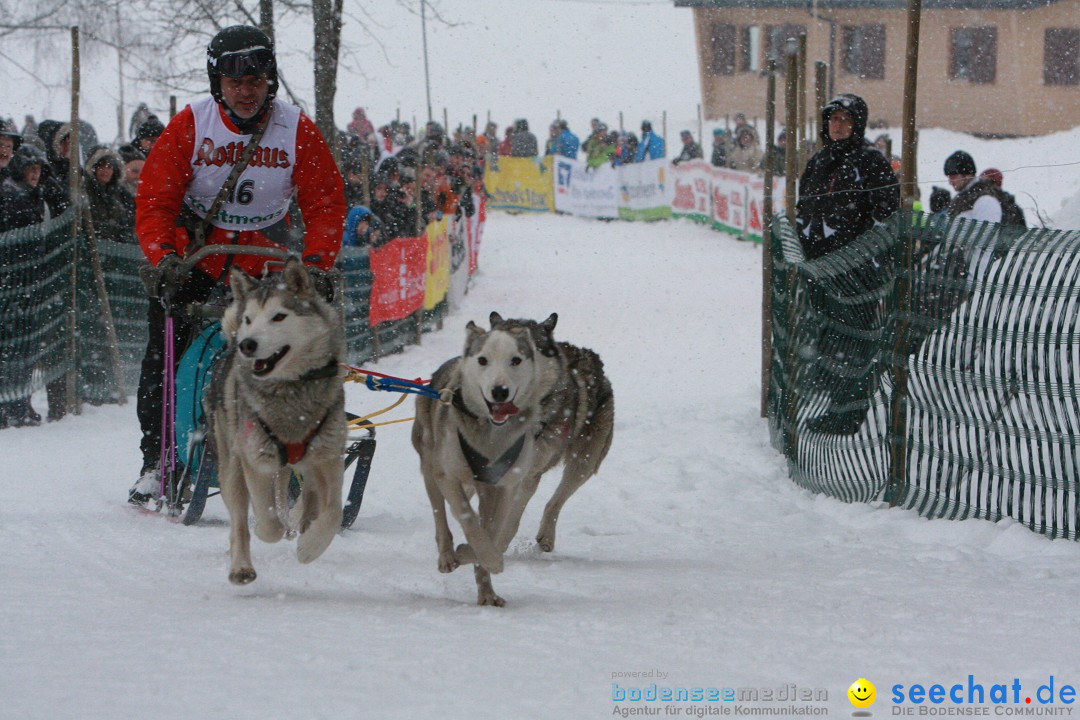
[213,47,274,79]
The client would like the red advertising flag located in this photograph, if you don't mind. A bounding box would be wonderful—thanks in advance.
[368,234,428,326]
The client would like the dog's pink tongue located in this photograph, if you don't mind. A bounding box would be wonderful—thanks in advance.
[490,402,520,423]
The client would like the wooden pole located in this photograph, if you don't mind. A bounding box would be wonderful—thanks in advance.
[80,209,126,405]
[814,61,828,154]
[371,324,382,362]
[797,33,808,175]
[697,103,703,146]
[900,2,921,210]
[887,0,923,507]
[784,53,798,223]
[359,142,371,207]
[169,95,177,119]
[115,4,125,143]
[65,26,82,416]
[761,60,777,419]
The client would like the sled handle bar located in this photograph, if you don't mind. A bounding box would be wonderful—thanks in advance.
[179,244,292,274]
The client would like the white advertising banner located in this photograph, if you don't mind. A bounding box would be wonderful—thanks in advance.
[553,156,619,218]
[617,158,672,221]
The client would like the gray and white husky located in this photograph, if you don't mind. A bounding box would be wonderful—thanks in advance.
[205,257,347,585]
[412,312,615,606]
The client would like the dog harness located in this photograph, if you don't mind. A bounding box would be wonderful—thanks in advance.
[448,388,524,485]
[255,359,341,466]
[257,409,331,467]
[457,432,525,486]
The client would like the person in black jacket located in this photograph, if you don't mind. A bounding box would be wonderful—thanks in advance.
[795,94,900,436]
[672,130,703,166]
[0,145,51,428]
[796,94,898,260]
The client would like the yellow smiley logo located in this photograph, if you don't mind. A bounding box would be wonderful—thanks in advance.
[848,678,876,708]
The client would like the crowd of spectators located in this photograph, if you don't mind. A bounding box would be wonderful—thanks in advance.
[337,112,484,248]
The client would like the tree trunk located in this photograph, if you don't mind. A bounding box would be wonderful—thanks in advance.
[260,0,275,43]
[311,0,342,149]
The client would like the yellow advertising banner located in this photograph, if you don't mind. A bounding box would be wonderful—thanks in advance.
[423,216,451,310]
[483,156,554,213]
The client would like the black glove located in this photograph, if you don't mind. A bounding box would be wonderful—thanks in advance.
[306,265,337,303]
[157,254,189,298]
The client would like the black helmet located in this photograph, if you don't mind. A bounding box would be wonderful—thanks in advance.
[943,150,976,177]
[206,25,278,104]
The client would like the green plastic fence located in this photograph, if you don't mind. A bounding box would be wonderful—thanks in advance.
[0,207,79,404]
[768,211,1080,539]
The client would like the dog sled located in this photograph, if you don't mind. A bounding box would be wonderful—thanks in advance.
[146,244,438,529]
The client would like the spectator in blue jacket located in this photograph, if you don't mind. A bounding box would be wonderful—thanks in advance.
[557,120,579,159]
[634,120,665,162]
[545,120,580,159]
[343,205,386,248]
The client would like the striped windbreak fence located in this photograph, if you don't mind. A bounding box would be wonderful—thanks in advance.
[0,207,81,404]
[0,211,441,410]
[768,211,1080,540]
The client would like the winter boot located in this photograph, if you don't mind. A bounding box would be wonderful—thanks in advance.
[128,463,160,507]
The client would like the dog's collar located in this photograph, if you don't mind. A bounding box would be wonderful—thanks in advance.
[458,431,525,486]
[299,358,341,382]
[256,409,332,467]
[451,388,481,421]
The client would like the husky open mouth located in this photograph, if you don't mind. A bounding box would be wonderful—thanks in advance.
[486,400,520,425]
[252,345,290,377]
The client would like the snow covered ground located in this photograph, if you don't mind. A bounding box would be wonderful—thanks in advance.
[3,2,1080,716]
[4,196,1080,719]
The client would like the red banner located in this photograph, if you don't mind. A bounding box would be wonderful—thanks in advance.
[368,234,427,326]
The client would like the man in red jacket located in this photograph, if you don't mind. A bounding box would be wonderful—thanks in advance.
[129,25,345,505]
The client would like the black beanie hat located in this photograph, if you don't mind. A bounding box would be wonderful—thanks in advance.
[943,150,976,176]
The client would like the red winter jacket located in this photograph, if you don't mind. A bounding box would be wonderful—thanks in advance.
[136,100,345,279]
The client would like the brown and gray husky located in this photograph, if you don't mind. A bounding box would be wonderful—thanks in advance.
[205,257,346,585]
[412,312,615,606]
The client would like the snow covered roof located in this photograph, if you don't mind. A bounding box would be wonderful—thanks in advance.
[674,0,1065,9]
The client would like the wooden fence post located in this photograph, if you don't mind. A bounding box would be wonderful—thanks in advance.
[80,209,126,405]
[887,0,924,506]
[65,26,82,415]
[761,60,777,419]
[784,54,798,224]
[797,33,808,175]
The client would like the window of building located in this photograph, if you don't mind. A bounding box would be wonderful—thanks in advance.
[1044,27,1080,86]
[765,24,806,74]
[950,26,997,83]
[842,24,886,79]
[708,23,737,76]
[740,25,761,73]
